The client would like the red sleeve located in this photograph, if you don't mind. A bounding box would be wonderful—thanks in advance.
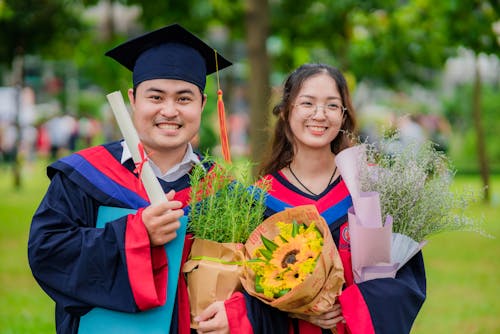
[125,208,167,310]
[225,292,254,334]
[339,284,375,334]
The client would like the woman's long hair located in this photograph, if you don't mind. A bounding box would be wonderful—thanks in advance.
[259,63,357,176]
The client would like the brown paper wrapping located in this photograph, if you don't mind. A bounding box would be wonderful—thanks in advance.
[182,238,244,328]
[241,205,345,316]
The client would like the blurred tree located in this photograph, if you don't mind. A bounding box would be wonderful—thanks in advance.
[0,1,85,65]
[0,0,85,189]
[268,0,498,201]
[97,0,247,157]
[341,0,499,202]
[245,0,270,173]
[445,1,499,203]
[5,1,494,186]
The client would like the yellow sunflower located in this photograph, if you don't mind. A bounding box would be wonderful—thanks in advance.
[268,237,303,269]
[260,269,285,298]
[295,245,318,263]
[282,267,305,290]
[293,257,317,278]
[249,219,324,298]
[276,221,293,238]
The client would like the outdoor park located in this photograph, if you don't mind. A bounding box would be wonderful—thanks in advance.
[0,1,499,333]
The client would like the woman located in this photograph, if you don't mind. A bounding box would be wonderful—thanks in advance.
[198,64,426,334]
[256,63,425,334]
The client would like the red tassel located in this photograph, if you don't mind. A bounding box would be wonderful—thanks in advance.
[217,89,231,163]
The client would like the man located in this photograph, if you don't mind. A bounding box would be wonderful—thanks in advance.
[28,24,234,334]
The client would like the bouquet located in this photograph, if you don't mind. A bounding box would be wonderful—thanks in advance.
[336,135,484,282]
[241,205,345,316]
[182,158,268,327]
[360,137,482,242]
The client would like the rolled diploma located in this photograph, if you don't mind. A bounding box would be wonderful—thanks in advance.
[106,91,166,204]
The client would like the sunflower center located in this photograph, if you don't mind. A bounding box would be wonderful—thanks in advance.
[281,250,299,268]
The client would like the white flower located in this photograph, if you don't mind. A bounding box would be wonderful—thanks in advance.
[358,136,484,242]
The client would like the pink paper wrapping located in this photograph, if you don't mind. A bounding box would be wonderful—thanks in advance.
[336,146,396,283]
[348,203,397,283]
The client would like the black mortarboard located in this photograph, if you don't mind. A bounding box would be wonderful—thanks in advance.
[105,23,232,91]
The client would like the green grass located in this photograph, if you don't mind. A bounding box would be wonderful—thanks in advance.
[0,161,498,333]
[0,161,53,333]
[412,175,500,334]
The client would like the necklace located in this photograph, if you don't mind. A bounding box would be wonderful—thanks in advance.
[288,164,338,196]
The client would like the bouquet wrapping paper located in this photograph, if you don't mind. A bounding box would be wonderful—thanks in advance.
[182,239,245,328]
[241,205,344,315]
[336,145,425,283]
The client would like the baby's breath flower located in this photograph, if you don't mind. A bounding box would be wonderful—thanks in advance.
[358,135,484,242]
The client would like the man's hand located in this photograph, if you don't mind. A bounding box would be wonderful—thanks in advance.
[141,190,183,247]
[194,301,229,334]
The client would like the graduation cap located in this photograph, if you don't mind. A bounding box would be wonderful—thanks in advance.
[105,23,232,91]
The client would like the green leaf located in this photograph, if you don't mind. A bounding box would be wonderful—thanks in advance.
[276,288,290,298]
[278,234,288,243]
[259,248,273,261]
[261,235,278,252]
[255,275,264,293]
[292,220,300,237]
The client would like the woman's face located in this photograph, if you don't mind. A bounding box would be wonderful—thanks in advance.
[288,73,344,153]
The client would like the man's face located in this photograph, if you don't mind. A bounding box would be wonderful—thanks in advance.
[128,78,206,155]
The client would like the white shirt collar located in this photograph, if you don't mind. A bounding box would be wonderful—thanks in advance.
[120,141,200,182]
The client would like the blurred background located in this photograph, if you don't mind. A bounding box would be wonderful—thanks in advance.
[0,1,498,333]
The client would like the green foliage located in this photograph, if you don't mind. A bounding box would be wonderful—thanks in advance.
[197,79,218,154]
[188,157,268,243]
[77,89,106,119]
[0,0,86,63]
[445,0,499,54]
[443,83,500,171]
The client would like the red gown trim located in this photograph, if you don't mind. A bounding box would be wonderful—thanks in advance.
[78,145,149,201]
[339,284,375,334]
[124,208,167,310]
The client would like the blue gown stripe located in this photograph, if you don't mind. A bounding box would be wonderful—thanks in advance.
[264,194,292,213]
[264,193,352,227]
[321,196,353,225]
[61,154,149,208]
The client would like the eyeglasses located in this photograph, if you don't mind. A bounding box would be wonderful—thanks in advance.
[293,101,347,116]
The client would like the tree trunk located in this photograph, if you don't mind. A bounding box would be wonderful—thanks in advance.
[102,0,115,41]
[472,56,490,203]
[245,0,270,176]
[11,54,24,189]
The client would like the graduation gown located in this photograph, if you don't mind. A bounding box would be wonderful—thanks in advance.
[225,171,426,334]
[27,141,207,334]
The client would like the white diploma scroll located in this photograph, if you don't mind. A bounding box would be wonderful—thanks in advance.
[106,91,166,204]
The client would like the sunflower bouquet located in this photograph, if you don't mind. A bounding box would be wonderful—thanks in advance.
[241,205,345,315]
[248,220,323,299]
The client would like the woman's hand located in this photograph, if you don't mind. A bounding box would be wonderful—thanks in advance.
[290,302,344,329]
[194,301,229,334]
